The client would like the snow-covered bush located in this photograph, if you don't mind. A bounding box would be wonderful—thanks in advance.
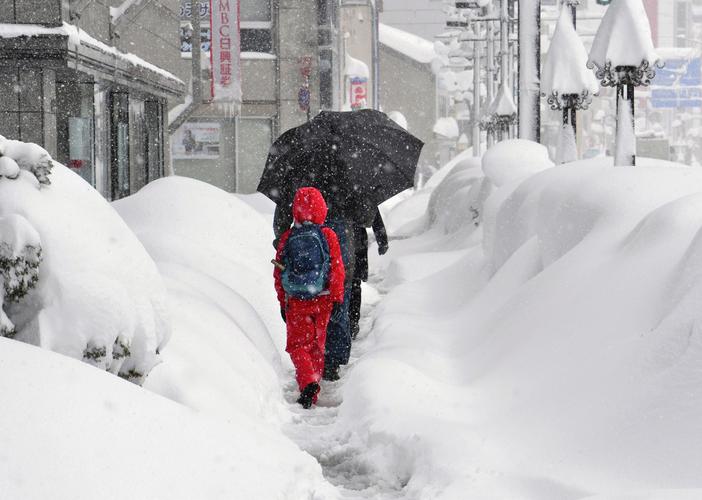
[0,135,169,384]
[0,215,41,337]
[0,138,54,185]
[114,177,285,419]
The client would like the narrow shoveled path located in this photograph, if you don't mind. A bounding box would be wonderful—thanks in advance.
[283,282,407,499]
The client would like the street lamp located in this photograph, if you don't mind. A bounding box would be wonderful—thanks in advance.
[587,0,660,166]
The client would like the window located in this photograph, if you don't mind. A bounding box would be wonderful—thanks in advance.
[109,92,130,200]
[56,79,95,186]
[241,0,273,53]
[144,100,165,183]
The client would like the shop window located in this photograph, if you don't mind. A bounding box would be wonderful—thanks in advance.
[241,0,273,53]
[56,79,95,186]
[109,92,130,200]
[144,100,165,183]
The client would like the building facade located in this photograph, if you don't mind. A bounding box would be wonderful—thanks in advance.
[0,0,185,200]
[378,23,439,174]
[172,0,351,194]
[379,0,445,41]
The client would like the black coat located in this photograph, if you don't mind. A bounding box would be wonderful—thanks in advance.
[353,210,387,282]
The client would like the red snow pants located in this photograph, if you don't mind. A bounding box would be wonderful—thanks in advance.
[285,298,333,394]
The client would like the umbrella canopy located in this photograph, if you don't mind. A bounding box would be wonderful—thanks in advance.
[258,109,424,226]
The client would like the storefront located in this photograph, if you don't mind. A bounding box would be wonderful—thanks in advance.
[0,25,184,200]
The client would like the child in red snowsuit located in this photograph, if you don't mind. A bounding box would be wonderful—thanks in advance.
[274,187,345,408]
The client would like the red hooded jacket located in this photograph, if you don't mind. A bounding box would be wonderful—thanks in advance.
[274,187,345,308]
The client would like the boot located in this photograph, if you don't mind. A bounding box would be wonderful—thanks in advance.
[297,382,320,409]
[323,364,340,381]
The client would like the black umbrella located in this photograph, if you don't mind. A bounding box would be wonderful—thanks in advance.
[257,109,424,226]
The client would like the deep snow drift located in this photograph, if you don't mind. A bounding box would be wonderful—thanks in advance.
[113,176,287,421]
[5,133,702,499]
[1,145,333,499]
[0,337,332,500]
[0,136,169,382]
[344,141,702,499]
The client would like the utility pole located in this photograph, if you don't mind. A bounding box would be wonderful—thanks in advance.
[486,11,495,146]
[473,40,482,157]
[191,0,203,104]
[518,0,541,142]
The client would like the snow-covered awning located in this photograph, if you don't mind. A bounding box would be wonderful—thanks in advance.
[379,23,436,65]
[0,22,185,97]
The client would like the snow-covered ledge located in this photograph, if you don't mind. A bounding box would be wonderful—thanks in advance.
[0,22,185,96]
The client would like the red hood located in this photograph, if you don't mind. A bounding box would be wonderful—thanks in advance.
[292,187,328,225]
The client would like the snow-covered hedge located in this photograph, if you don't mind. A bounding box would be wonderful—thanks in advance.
[0,136,169,384]
[114,176,286,420]
[347,146,702,499]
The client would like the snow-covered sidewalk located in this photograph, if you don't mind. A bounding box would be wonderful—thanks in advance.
[4,136,702,499]
[304,143,702,499]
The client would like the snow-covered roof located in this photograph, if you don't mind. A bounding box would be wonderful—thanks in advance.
[379,23,436,65]
[588,0,659,71]
[110,0,145,23]
[0,22,184,85]
[542,6,599,96]
[433,117,459,139]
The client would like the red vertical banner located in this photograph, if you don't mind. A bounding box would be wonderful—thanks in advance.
[209,0,242,105]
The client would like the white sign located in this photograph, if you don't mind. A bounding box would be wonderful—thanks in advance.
[172,122,221,159]
[209,0,242,104]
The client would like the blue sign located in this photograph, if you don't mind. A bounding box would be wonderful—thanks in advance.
[298,87,311,111]
[651,57,702,109]
[652,58,701,87]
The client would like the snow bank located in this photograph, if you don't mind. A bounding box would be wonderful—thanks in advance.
[482,138,554,186]
[343,146,702,498]
[433,116,459,139]
[113,177,286,420]
[0,136,169,383]
[0,338,333,500]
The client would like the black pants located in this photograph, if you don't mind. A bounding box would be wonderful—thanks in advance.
[349,278,362,339]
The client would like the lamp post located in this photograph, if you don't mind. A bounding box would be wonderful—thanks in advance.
[450,1,487,154]
[592,62,657,166]
[587,0,660,166]
[518,0,541,142]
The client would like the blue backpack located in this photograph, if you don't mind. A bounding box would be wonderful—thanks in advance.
[281,223,331,299]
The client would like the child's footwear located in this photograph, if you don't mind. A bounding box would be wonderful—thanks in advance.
[297,382,320,409]
[322,364,340,381]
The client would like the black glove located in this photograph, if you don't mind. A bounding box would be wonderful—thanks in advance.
[280,307,286,322]
[378,242,389,255]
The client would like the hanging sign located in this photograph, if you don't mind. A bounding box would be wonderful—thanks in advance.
[350,77,368,110]
[209,0,242,105]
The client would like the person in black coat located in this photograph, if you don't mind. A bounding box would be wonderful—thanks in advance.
[349,209,388,339]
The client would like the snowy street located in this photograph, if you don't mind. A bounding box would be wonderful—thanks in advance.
[3,0,702,498]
